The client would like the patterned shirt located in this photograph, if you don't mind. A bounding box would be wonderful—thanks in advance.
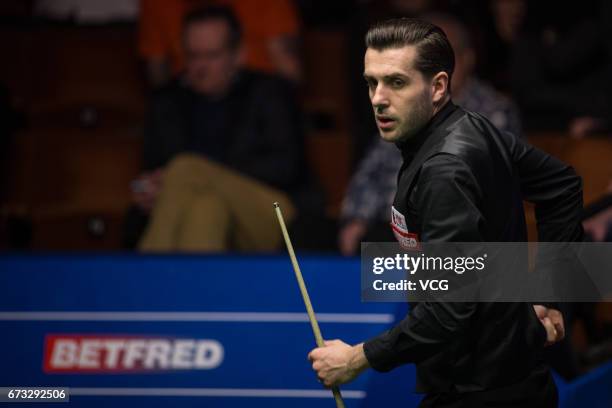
[341,78,522,223]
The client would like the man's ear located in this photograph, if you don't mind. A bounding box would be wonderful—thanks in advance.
[431,71,450,104]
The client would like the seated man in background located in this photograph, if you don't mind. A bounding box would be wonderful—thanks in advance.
[339,13,523,255]
[130,6,306,252]
[511,0,611,133]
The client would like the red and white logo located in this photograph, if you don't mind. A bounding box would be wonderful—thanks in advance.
[43,334,224,373]
[390,206,421,250]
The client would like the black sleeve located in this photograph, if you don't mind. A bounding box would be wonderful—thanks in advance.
[509,136,584,242]
[510,136,585,307]
[364,154,481,371]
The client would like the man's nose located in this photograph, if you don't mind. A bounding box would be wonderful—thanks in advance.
[370,85,389,111]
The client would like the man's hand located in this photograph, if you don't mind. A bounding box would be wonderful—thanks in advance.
[583,206,612,242]
[338,220,367,256]
[568,116,604,139]
[131,168,164,212]
[307,340,369,388]
[533,305,565,346]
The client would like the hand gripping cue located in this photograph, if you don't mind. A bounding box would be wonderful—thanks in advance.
[273,202,346,408]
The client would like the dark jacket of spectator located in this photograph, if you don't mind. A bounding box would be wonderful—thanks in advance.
[142,69,306,192]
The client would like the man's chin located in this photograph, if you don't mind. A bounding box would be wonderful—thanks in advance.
[379,129,403,142]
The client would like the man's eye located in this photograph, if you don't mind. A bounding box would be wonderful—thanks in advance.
[391,79,405,88]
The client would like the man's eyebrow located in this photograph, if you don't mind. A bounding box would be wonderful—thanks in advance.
[383,73,409,80]
[363,72,408,80]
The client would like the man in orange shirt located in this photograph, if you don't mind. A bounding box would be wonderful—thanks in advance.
[138,0,301,86]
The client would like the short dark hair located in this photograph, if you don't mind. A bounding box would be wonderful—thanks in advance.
[183,5,242,49]
[365,18,454,87]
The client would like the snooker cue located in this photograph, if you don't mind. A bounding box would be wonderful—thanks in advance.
[273,202,346,408]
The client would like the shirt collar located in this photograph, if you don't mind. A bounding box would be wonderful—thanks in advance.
[396,99,457,160]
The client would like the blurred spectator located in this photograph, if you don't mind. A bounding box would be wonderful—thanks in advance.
[338,13,522,255]
[569,1,612,138]
[475,0,526,92]
[511,0,611,131]
[490,0,525,44]
[583,181,612,242]
[128,6,306,252]
[462,0,527,94]
[139,0,301,87]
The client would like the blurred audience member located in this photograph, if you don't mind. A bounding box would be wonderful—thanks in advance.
[490,0,525,44]
[583,180,612,242]
[511,0,611,131]
[569,1,612,138]
[338,13,522,256]
[568,116,609,139]
[476,0,526,92]
[130,6,305,252]
[139,0,301,87]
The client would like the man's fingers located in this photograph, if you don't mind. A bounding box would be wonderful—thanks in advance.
[549,309,565,340]
[554,323,565,341]
[535,307,566,345]
[533,305,547,319]
[324,339,340,346]
[541,317,557,344]
[308,347,326,362]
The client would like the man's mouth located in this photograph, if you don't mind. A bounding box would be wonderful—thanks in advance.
[376,116,396,130]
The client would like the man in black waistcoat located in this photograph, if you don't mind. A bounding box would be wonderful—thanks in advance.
[308,18,581,407]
